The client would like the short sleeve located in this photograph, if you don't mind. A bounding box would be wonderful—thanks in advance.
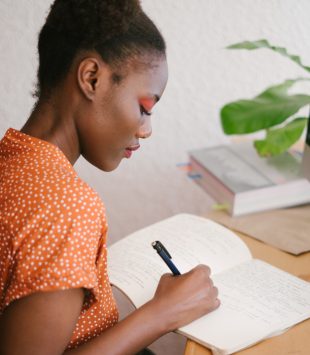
[3,182,105,310]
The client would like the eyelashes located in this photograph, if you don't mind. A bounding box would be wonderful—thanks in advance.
[140,105,152,116]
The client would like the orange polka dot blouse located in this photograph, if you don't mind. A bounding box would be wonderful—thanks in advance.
[0,128,119,348]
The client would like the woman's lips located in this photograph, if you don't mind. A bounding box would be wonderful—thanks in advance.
[124,144,140,158]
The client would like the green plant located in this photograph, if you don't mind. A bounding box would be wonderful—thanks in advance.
[220,39,310,156]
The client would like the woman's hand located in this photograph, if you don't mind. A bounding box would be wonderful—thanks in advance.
[152,264,220,332]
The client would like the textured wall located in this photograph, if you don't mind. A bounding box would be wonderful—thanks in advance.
[1,1,310,353]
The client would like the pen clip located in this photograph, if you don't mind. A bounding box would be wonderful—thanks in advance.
[152,241,172,259]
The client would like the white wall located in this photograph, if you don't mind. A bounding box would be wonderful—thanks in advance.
[1,0,310,245]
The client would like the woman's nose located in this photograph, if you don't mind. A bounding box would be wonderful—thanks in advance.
[137,117,152,139]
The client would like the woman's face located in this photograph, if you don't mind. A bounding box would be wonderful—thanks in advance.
[77,56,168,171]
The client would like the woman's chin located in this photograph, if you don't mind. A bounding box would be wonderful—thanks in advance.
[83,154,121,172]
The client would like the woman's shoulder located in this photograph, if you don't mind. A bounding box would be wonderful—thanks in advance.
[1,149,105,225]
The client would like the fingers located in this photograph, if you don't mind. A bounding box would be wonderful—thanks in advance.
[192,265,220,311]
[162,264,211,278]
[190,265,213,289]
[160,264,220,310]
[154,263,221,330]
[210,286,220,310]
[192,264,211,276]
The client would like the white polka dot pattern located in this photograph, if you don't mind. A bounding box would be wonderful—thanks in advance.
[0,128,119,349]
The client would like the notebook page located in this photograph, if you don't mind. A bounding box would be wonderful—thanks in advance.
[179,259,310,354]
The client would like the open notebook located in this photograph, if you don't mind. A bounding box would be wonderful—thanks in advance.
[107,214,310,354]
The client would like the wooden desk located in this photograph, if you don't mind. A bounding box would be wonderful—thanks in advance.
[184,231,310,355]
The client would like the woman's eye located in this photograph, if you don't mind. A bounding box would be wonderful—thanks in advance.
[140,105,152,116]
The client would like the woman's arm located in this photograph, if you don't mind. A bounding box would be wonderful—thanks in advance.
[0,265,219,355]
[0,288,84,355]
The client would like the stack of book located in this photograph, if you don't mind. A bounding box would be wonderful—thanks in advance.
[188,142,310,216]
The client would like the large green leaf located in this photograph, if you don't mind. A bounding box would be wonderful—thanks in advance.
[221,79,310,134]
[254,117,308,156]
[227,39,310,73]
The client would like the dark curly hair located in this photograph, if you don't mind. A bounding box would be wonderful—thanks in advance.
[36,0,166,98]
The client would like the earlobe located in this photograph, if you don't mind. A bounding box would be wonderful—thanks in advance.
[77,57,101,100]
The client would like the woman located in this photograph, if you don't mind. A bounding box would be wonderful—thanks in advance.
[0,1,220,353]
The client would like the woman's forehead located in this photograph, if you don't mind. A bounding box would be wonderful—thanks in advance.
[126,57,168,94]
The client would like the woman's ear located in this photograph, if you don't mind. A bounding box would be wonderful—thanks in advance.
[77,57,110,100]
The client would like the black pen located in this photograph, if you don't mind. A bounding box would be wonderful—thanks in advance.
[152,240,181,275]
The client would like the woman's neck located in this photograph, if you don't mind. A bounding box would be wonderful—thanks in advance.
[21,98,81,166]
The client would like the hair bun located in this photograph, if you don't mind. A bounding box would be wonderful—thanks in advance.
[46,0,142,43]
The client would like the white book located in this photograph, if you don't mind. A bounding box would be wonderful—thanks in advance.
[107,214,310,355]
[188,142,310,216]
